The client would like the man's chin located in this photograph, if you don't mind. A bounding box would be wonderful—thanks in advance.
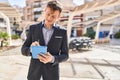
[46,22,53,25]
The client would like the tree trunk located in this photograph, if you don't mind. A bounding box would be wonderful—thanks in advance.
[0,40,4,47]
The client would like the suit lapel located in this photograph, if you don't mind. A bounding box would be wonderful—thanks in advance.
[37,23,45,46]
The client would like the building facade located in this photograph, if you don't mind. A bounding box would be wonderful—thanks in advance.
[0,1,22,27]
[24,0,47,21]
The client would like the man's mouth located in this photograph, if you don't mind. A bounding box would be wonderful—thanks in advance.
[47,20,52,22]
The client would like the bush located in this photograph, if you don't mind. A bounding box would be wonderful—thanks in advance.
[0,32,9,40]
[0,32,9,47]
[83,33,89,37]
[114,32,120,39]
[12,34,20,39]
[83,27,96,39]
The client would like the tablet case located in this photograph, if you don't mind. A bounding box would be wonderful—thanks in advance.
[31,46,47,59]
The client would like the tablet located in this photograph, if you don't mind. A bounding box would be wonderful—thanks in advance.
[31,46,47,59]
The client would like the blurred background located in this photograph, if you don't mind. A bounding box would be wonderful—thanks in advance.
[0,0,120,80]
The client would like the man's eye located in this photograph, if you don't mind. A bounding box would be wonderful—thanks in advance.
[52,16,55,18]
[46,13,50,16]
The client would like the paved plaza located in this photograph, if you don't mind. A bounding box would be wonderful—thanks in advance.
[0,39,120,80]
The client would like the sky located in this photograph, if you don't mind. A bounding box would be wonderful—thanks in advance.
[7,0,84,8]
[8,0,26,7]
[73,0,84,5]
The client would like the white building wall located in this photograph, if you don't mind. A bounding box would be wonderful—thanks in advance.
[93,26,120,32]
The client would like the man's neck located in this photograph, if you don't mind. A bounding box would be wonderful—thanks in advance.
[45,24,53,30]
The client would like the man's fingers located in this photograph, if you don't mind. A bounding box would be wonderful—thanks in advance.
[38,55,46,61]
[39,54,48,59]
[38,53,53,64]
[34,41,40,46]
[31,41,40,46]
[46,52,51,56]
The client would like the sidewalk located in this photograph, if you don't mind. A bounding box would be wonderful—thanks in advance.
[0,46,120,80]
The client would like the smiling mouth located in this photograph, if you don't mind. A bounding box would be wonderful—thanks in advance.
[47,20,52,22]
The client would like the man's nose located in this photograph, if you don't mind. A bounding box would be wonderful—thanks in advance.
[48,16,52,20]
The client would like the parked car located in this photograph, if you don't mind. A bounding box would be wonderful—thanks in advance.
[69,37,94,51]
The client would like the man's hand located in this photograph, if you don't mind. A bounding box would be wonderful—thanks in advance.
[38,52,54,64]
[31,41,40,46]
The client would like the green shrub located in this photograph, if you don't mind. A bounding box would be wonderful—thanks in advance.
[83,27,96,39]
[0,32,9,40]
[83,33,89,37]
[0,32,9,47]
[114,32,120,39]
[3,41,9,46]
[12,34,20,39]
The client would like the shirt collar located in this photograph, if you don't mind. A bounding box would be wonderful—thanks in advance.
[42,20,56,29]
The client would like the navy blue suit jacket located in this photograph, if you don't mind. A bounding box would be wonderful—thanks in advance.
[21,22,69,80]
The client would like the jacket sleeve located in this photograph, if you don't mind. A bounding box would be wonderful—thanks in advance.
[53,30,69,65]
[21,25,33,56]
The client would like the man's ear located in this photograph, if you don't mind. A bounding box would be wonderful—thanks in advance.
[58,14,61,19]
[44,8,46,12]
[56,14,61,21]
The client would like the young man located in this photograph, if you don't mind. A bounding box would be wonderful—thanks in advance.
[21,1,69,80]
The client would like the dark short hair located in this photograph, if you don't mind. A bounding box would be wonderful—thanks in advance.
[47,1,62,13]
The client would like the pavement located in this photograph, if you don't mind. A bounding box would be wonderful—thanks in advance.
[0,39,120,80]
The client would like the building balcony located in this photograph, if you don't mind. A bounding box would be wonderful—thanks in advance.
[33,8,43,12]
[33,3,41,8]
[33,5,41,8]
[34,11,42,14]
[34,18,38,21]
[27,12,31,15]
[26,6,32,9]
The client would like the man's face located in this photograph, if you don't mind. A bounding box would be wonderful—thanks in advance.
[44,7,60,26]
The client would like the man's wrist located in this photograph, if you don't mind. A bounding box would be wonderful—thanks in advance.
[50,56,55,63]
